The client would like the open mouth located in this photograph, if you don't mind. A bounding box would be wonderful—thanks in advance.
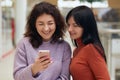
[43,31,50,35]
[70,33,76,36]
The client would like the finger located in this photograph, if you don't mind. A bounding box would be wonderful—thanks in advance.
[39,57,50,62]
[43,65,48,69]
[39,55,49,58]
[42,60,51,65]
[42,63,51,69]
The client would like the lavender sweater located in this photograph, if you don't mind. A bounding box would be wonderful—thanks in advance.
[13,37,71,80]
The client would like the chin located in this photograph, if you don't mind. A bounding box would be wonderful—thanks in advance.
[70,37,76,40]
[71,36,79,40]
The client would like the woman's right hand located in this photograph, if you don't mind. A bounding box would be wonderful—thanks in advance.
[31,56,51,76]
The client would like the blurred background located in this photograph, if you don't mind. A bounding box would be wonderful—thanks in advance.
[0,0,120,80]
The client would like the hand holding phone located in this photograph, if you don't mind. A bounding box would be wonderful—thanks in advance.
[31,50,51,76]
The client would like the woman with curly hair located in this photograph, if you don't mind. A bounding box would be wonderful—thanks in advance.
[13,2,71,80]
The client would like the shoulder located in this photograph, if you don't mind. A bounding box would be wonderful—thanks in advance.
[83,44,103,59]
[79,43,96,56]
[18,37,29,44]
[16,37,30,48]
[56,39,71,52]
[59,40,71,57]
[83,43,96,51]
[56,39,70,46]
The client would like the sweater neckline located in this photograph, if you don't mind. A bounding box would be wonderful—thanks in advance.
[76,38,85,48]
[41,39,52,47]
[43,40,51,44]
[73,39,85,57]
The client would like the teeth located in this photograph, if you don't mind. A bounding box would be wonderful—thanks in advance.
[43,32,49,34]
[45,33,49,34]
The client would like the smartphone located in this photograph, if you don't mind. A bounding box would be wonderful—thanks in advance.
[38,50,50,58]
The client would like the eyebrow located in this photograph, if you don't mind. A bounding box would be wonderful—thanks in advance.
[48,20,54,23]
[37,20,54,23]
[67,22,76,25]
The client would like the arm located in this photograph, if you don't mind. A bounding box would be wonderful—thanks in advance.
[57,42,72,80]
[87,45,110,80]
[13,41,36,80]
[13,39,44,80]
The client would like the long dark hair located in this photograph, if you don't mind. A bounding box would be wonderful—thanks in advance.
[66,6,106,62]
[24,2,66,48]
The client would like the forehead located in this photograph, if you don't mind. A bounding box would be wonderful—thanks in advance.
[68,16,76,23]
[36,13,54,22]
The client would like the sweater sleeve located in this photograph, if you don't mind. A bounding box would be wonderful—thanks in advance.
[13,39,41,80]
[87,44,110,80]
[57,42,72,80]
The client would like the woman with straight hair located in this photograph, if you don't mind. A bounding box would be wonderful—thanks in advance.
[13,2,71,80]
[66,5,110,80]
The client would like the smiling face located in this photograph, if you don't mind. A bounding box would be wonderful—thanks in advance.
[36,13,56,41]
[67,16,83,40]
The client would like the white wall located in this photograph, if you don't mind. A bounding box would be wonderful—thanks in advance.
[15,0,27,44]
[0,1,2,57]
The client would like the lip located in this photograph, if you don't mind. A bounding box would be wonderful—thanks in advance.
[70,33,75,35]
[43,31,50,35]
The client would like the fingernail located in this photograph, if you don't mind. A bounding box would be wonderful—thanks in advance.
[50,60,53,63]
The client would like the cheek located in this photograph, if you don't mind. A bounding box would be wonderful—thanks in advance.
[80,29,83,34]
[51,26,56,31]
[78,29,83,36]
[36,26,42,33]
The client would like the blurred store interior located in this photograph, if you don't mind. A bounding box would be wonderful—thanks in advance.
[0,0,120,80]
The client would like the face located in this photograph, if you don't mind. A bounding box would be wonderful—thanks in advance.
[67,16,83,40]
[36,13,56,41]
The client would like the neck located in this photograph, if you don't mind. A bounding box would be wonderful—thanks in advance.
[76,38,84,48]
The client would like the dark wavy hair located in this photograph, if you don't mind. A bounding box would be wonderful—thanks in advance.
[24,2,66,48]
[66,6,106,62]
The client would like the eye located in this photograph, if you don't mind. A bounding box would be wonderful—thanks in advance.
[73,24,79,27]
[48,23,54,25]
[67,23,70,27]
[38,23,43,26]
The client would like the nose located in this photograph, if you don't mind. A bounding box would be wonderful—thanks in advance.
[44,25,49,31]
[68,26,73,32]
